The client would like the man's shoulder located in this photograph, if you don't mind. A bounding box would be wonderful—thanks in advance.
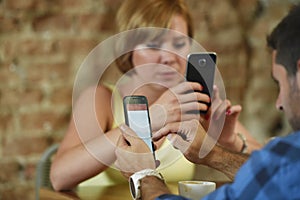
[264,130,300,150]
[257,131,300,164]
[225,131,300,199]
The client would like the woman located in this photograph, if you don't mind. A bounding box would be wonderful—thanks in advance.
[50,0,261,191]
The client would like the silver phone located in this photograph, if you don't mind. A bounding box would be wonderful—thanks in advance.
[123,95,155,158]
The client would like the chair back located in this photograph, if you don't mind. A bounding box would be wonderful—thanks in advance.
[35,143,59,200]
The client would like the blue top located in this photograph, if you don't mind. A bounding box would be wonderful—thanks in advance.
[156,131,300,200]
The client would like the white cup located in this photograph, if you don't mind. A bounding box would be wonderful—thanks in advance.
[178,180,216,200]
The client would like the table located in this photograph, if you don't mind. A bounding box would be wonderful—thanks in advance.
[39,182,178,200]
[40,182,229,200]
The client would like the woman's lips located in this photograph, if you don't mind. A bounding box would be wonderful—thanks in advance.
[158,71,179,79]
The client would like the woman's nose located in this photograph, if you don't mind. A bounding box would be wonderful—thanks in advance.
[160,50,176,65]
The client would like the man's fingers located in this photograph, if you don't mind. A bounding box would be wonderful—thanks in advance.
[119,124,139,144]
[152,122,181,141]
[167,134,190,153]
[116,134,129,147]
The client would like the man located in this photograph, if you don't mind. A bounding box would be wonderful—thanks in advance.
[115,4,300,200]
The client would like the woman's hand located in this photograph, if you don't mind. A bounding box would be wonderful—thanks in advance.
[149,82,210,131]
[218,104,242,147]
[205,85,242,150]
[205,86,262,153]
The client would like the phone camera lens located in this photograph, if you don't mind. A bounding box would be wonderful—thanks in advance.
[198,58,206,67]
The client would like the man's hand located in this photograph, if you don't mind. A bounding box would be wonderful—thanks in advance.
[153,119,249,180]
[115,124,156,179]
[152,119,209,164]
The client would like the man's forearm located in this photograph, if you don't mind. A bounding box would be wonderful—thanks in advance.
[140,176,171,200]
[205,144,249,180]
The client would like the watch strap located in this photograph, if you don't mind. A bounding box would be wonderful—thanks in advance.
[129,169,164,199]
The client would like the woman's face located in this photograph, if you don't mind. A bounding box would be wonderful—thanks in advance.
[131,15,190,89]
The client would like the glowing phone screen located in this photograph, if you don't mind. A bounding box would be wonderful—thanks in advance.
[126,103,153,151]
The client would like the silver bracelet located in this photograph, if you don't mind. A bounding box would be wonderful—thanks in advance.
[237,133,248,154]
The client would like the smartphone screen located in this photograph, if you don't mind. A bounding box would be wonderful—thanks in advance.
[186,53,217,113]
[123,96,155,157]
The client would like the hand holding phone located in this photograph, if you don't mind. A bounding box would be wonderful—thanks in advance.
[123,95,155,158]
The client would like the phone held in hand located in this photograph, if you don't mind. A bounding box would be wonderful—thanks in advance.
[185,52,217,113]
[123,95,156,159]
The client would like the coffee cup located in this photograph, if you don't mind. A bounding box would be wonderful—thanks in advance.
[178,180,216,200]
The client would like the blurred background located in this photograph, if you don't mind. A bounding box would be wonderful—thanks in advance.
[0,0,298,199]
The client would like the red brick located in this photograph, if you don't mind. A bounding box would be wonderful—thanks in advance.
[0,159,19,182]
[18,39,59,55]
[200,28,244,53]
[57,38,97,54]
[20,111,69,131]
[19,88,44,105]
[225,85,247,104]
[32,0,61,14]
[0,16,21,33]
[208,1,238,31]
[99,12,117,31]
[0,113,13,132]
[32,14,73,32]
[0,63,20,86]
[102,0,123,11]
[59,0,88,10]
[233,0,259,23]
[77,13,105,33]
[2,135,51,156]
[2,40,18,62]
[0,87,20,107]
[50,87,72,105]
[26,62,71,83]
[217,54,247,82]
[0,183,34,200]
[5,0,36,10]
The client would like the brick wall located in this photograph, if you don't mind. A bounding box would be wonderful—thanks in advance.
[0,0,295,198]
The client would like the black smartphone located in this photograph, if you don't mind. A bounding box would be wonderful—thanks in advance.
[123,95,155,158]
[186,52,217,113]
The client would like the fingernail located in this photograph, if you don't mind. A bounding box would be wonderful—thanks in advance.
[204,114,210,120]
[226,110,231,115]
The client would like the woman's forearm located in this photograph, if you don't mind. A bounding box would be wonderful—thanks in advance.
[50,144,108,190]
[50,128,120,191]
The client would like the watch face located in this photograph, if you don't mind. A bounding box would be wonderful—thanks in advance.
[130,177,136,198]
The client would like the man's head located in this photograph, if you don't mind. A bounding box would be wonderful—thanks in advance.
[267,4,300,131]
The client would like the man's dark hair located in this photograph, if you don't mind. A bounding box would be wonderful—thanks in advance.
[267,4,300,77]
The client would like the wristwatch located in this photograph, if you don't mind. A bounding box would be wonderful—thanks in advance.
[129,169,164,200]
